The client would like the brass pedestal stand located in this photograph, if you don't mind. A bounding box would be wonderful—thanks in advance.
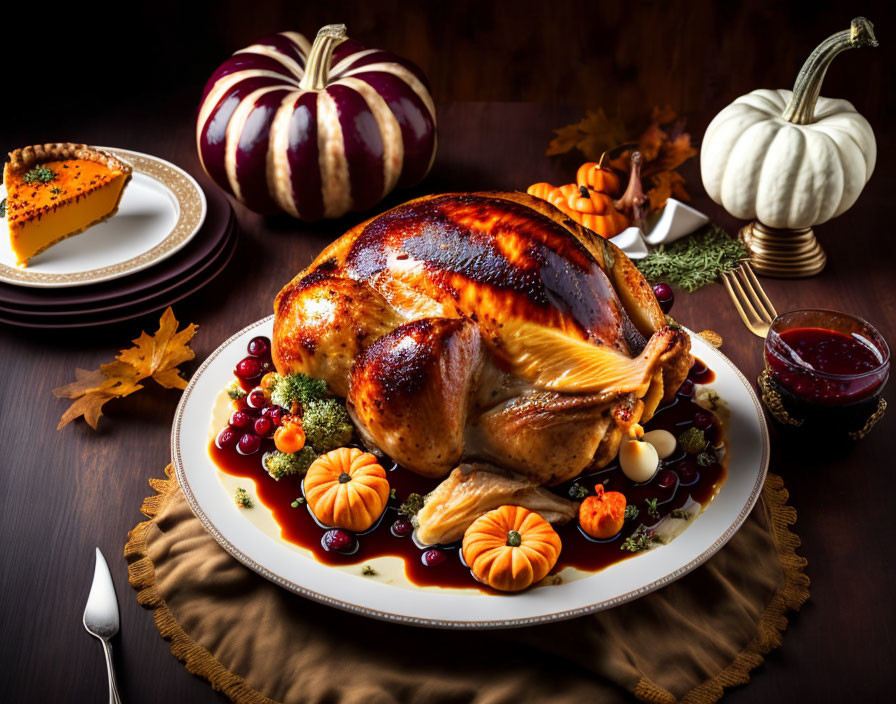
[739,221,827,278]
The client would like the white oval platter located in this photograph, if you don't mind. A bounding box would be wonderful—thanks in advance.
[173,316,768,629]
[0,148,206,288]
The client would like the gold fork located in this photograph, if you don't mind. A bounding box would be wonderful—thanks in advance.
[720,262,778,338]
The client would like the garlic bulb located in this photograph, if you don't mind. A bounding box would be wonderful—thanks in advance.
[642,429,676,459]
[619,440,659,483]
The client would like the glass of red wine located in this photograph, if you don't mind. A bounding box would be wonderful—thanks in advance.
[763,310,889,439]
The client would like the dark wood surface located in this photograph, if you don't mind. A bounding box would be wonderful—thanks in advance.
[1,101,894,703]
[2,1,896,699]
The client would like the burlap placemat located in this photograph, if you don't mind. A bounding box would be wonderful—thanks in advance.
[125,466,808,704]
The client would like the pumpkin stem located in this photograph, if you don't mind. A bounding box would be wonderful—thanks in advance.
[614,151,646,229]
[506,530,522,547]
[299,24,348,91]
[338,472,352,484]
[598,151,608,169]
[782,17,878,125]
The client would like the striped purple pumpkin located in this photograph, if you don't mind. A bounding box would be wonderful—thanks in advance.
[197,24,437,220]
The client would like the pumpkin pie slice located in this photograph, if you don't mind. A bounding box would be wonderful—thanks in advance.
[2,143,132,266]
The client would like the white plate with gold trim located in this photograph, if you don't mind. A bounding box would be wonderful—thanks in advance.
[0,147,206,288]
[173,318,769,629]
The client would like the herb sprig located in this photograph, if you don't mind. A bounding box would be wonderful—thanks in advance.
[398,493,424,519]
[24,165,56,184]
[621,526,660,553]
[234,487,253,509]
[636,225,748,292]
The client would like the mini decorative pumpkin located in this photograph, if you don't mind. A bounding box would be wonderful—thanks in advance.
[578,485,626,539]
[701,17,877,229]
[197,24,437,219]
[577,153,621,196]
[461,505,562,592]
[274,415,305,454]
[304,448,389,532]
[526,182,629,239]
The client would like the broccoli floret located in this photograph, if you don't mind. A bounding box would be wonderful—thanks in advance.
[679,427,707,455]
[226,380,246,401]
[302,398,354,452]
[270,372,327,410]
[263,447,317,480]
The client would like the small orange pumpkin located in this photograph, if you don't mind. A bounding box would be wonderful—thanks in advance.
[274,415,305,453]
[304,448,390,532]
[461,505,562,592]
[578,484,626,539]
[527,182,629,239]
[576,153,621,196]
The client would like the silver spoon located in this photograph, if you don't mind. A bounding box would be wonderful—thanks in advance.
[83,548,122,704]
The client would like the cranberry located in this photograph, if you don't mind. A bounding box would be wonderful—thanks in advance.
[656,468,678,491]
[259,359,274,375]
[246,388,267,409]
[235,356,262,380]
[652,283,675,314]
[675,460,699,486]
[421,549,447,567]
[677,379,695,399]
[247,336,271,357]
[237,433,261,455]
[391,519,413,537]
[322,529,356,554]
[253,416,272,436]
[229,409,252,429]
[268,407,283,427]
[215,426,238,449]
[694,411,714,431]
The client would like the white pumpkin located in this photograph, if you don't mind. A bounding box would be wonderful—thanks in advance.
[701,18,878,230]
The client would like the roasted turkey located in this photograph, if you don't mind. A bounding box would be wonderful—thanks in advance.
[273,192,692,544]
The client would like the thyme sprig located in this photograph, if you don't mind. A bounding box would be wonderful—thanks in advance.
[398,493,424,519]
[621,526,660,553]
[637,225,748,292]
[568,483,589,499]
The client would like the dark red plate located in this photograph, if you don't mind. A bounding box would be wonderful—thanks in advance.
[0,214,235,318]
[0,220,238,329]
[0,179,233,311]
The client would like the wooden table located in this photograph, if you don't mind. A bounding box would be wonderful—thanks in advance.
[1,103,893,702]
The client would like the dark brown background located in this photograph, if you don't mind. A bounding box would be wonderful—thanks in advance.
[2,1,894,702]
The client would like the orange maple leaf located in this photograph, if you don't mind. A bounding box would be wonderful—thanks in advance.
[53,307,199,429]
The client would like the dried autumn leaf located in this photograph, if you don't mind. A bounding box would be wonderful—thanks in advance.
[604,107,697,210]
[646,171,689,211]
[647,133,697,177]
[651,105,678,125]
[116,307,198,384]
[53,307,198,430]
[546,109,630,161]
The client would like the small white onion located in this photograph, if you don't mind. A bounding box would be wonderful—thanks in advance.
[641,429,677,459]
[619,440,659,483]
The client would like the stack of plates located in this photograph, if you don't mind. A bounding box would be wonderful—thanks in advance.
[0,148,235,329]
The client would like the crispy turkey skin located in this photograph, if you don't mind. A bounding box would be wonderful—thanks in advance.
[273,192,691,542]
